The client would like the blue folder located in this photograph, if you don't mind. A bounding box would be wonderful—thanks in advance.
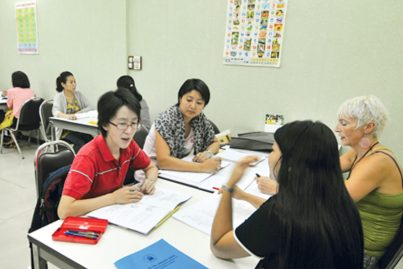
[115,239,208,269]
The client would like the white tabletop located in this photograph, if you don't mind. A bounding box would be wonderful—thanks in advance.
[28,179,259,269]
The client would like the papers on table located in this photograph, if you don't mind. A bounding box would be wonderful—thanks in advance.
[173,195,257,235]
[75,110,98,119]
[115,239,207,269]
[87,187,191,235]
[216,148,266,166]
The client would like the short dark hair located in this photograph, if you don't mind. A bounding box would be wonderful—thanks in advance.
[116,75,143,101]
[97,88,141,137]
[12,71,30,88]
[56,71,73,92]
[177,78,210,106]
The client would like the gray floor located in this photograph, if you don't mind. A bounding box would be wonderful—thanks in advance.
[0,142,402,269]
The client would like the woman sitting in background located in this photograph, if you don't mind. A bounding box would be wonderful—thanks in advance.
[336,95,403,268]
[143,78,221,173]
[117,75,151,130]
[211,120,363,269]
[0,71,35,128]
[52,71,93,153]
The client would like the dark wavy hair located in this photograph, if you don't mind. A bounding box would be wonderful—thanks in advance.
[97,88,141,137]
[177,78,210,106]
[270,120,363,268]
[12,71,30,88]
[116,75,143,102]
[56,71,73,92]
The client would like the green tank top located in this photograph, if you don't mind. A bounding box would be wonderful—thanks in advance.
[356,147,403,257]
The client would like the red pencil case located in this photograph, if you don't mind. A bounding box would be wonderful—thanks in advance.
[52,216,108,244]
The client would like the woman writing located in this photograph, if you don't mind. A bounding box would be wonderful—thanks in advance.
[58,88,158,219]
[143,78,221,173]
[52,71,93,152]
[211,120,363,268]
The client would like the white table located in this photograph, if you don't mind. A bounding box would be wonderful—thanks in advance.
[49,116,99,138]
[0,97,7,111]
[28,179,259,269]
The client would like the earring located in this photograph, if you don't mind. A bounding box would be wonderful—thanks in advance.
[359,135,371,149]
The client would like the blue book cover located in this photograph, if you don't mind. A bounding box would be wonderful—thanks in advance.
[115,239,208,269]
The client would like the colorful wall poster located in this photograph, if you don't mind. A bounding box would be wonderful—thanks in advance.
[223,0,288,67]
[15,1,39,54]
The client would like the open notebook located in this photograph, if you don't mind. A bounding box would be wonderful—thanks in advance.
[87,187,191,235]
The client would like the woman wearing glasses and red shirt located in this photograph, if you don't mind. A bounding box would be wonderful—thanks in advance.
[58,88,158,219]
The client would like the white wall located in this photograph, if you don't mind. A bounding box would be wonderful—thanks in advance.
[127,0,403,161]
[0,0,127,106]
[0,0,402,161]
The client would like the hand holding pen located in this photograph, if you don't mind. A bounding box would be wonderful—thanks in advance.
[255,173,279,195]
[112,184,143,204]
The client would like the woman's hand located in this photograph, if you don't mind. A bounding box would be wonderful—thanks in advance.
[256,176,279,195]
[193,150,214,163]
[112,185,143,204]
[227,156,260,187]
[66,114,77,120]
[140,179,156,194]
[202,157,222,173]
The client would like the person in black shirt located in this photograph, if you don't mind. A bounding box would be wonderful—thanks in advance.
[211,120,363,269]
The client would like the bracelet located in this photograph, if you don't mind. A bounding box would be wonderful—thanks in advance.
[205,150,214,159]
[221,184,234,194]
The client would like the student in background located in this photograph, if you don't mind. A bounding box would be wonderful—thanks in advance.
[117,75,151,130]
[211,121,363,268]
[0,71,35,131]
[52,71,93,153]
[58,88,158,219]
[143,78,221,173]
[336,95,403,268]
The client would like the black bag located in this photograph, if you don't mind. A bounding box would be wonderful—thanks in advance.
[230,131,274,152]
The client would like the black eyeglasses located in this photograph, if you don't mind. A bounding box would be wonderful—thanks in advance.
[109,121,139,131]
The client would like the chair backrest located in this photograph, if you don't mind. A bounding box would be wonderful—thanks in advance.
[16,97,44,131]
[34,140,75,198]
[208,119,220,134]
[133,124,149,148]
[39,99,54,141]
[378,213,403,269]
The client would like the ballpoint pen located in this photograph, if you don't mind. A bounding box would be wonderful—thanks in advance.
[64,230,99,239]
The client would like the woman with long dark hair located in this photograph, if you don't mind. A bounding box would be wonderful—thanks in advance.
[211,120,363,268]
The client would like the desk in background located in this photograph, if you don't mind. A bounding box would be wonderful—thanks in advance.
[28,179,259,269]
[49,116,99,138]
[0,97,7,111]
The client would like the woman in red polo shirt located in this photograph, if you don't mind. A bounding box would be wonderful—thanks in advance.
[58,88,158,219]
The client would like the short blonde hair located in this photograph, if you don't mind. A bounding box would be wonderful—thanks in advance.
[337,95,388,138]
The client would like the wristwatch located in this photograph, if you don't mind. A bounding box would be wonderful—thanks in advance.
[221,184,234,193]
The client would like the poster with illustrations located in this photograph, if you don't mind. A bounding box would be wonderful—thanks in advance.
[16,1,39,54]
[223,0,288,67]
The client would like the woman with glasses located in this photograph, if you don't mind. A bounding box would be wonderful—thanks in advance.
[58,88,158,219]
[143,78,221,173]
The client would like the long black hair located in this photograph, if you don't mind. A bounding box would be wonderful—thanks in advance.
[270,120,363,268]
[116,75,143,102]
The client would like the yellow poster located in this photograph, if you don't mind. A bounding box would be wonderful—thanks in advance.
[16,1,39,54]
[223,0,288,67]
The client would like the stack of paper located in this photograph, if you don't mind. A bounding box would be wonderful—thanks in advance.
[87,187,191,234]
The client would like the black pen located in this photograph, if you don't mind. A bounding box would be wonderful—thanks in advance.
[256,173,261,178]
